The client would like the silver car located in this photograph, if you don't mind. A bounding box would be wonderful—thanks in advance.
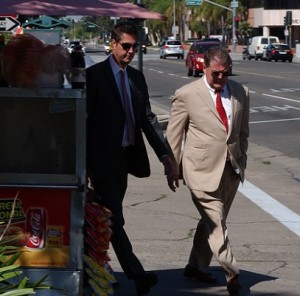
[160,40,184,59]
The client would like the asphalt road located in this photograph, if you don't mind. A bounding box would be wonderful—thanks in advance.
[85,49,300,296]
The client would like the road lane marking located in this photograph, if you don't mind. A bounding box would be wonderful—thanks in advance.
[263,93,300,103]
[250,117,300,124]
[239,180,300,237]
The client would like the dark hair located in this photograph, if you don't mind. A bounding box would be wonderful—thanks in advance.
[204,46,232,68]
[111,21,139,42]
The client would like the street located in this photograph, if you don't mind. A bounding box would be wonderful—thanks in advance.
[86,49,300,296]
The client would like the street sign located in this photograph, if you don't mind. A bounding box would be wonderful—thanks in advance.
[231,1,239,8]
[0,17,20,31]
[0,14,18,19]
[186,0,202,5]
[172,25,179,35]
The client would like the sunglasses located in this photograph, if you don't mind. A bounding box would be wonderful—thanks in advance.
[118,42,139,51]
[211,69,231,77]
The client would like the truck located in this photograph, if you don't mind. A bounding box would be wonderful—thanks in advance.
[248,35,279,60]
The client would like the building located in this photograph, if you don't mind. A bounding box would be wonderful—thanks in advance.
[248,0,300,47]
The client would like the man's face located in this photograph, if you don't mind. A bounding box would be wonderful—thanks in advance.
[203,57,231,91]
[111,33,138,68]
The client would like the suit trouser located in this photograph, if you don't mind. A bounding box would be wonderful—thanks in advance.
[92,150,145,280]
[188,162,240,281]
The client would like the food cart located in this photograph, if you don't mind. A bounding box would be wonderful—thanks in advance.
[0,87,86,295]
[0,1,166,294]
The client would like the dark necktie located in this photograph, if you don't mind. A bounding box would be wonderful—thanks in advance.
[120,70,135,145]
[215,90,228,132]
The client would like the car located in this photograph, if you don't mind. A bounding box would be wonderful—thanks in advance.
[247,36,279,60]
[185,41,231,77]
[159,40,184,59]
[142,43,147,54]
[68,41,86,54]
[262,43,293,62]
[201,37,222,43]
[185,37,201,45]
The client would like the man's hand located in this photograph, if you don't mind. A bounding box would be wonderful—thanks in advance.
[161,156,179,192]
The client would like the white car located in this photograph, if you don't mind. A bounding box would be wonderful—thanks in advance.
[159,40,184,59]
[68,41,86,54]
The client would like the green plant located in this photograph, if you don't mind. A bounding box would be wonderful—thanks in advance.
[0,244,53,295]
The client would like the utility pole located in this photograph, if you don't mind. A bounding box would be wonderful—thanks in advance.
[231,0,238,53]
[135,0,145,72]
[173,0,176,38]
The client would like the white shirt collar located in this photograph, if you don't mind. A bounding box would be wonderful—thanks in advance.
[203,75,229,99]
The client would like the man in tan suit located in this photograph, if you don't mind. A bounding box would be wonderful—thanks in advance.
[166,46,249,295]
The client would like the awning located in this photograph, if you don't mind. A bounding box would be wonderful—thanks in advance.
[1,0,166,20]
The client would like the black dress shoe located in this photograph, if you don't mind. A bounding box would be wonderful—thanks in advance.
[134,272,158,296]
[184,264,217,284]
[227,275,241,295]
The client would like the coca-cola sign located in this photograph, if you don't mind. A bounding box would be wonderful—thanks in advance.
[26,208,46,249]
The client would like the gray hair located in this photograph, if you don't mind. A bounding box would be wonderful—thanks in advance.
[204,46,232,68]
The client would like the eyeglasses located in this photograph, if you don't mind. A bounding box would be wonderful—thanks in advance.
[118,42,139,51]
[211,69,231,77]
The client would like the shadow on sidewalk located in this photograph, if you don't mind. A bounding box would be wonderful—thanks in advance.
[113,267,277,296]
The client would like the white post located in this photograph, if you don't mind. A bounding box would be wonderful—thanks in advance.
[232,2,237,53]
[173,0,176,38]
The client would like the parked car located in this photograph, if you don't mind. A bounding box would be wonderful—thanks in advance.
[159,40,184,59]
[185,41,231,77]
[262,43,293,62]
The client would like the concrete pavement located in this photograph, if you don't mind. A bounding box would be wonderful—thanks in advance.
[85,50,300,295]
[107,103,300,296]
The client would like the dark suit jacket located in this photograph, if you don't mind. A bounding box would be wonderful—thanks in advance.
[86,58,168,178]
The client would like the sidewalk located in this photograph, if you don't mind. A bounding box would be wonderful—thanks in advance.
[108,104,300,296]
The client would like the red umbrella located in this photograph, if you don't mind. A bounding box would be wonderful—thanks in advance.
[1,0,166,20]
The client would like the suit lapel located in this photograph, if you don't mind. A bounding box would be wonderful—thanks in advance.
[197,78,223,123]
[227,81,238,136]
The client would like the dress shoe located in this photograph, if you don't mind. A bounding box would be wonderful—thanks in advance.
[227,275,241,295]
[134,272,158,296]
[183,264,217,283]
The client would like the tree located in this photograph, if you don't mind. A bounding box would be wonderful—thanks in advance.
[238,21,252,45]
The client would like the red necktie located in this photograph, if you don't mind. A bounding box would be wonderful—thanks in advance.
[215,90,228,132]
[120,70,135,145]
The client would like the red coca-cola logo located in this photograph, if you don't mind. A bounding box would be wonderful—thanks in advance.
[26,209,45,248]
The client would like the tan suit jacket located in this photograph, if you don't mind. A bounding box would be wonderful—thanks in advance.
[166,77,249,192]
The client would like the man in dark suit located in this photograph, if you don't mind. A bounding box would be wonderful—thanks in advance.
[166,46,249,295]
[86,21,174,296]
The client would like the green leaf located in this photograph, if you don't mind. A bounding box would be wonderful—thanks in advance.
[2,252,21,267]
[33,275,48,288]
[0,264,20,274]
[0,271,22,282]
[0,288,35,295]
[17,276,29,289]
